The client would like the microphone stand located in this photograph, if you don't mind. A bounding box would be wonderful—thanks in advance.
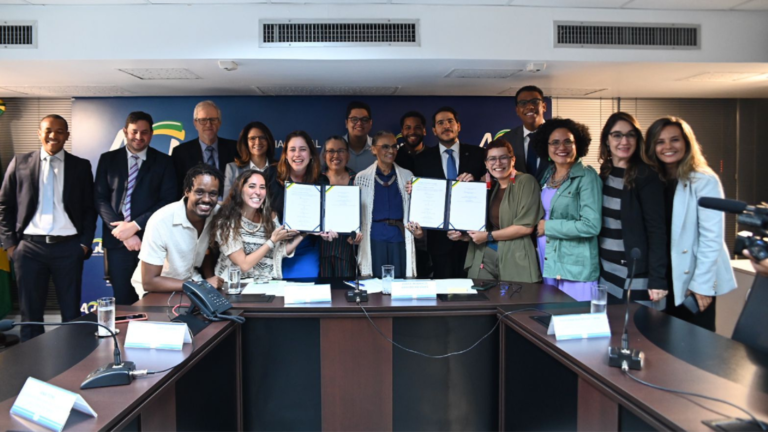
[3,320,138,389]
[608,249,645,371]
[346,233,368,302]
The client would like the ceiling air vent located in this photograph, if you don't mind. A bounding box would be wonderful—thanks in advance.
[260,20,419,47]
[1,21,36,49]
[554,21,700,50]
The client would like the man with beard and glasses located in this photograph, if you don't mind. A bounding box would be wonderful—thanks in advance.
[0,115,97,341]
[394,111,427,173]
[413,106,485,279]
[130,163,224,298]
[94,111,176,304]
[500,85,548,181]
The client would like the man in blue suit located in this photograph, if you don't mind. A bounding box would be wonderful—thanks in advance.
[500,85,548,181]
[94,111,176,304]
[171,100,236,197]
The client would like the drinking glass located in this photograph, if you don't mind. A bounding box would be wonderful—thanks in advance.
[227,267,243,295]
[381,265,395,295]
[97,297,115,337]
[591,285,608,314]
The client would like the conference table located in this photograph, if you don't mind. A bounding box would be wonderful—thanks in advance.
[1,279,767,431]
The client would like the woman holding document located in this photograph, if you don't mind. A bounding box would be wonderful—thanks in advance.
[211,170,302,282]
[267,130,327,278]
[356,131,423,278]
[531,118,602,298]
[447,139,544,282]
[319,136,362,277]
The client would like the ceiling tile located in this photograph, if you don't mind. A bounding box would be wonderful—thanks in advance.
[24,0,148,4]
[623,0,747,10]
[0,0,31,4]
[510,0,628,8]
[732,0,768,10]
[391,0,508,5]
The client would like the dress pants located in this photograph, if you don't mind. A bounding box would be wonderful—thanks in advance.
[430,241,469,279]
[106,246,140,305]
[13,237,84,341]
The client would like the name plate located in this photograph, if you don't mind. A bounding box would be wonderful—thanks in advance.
[284,284,332,304]
[391,281,437,300]
[11,377,97,432]
[547,313,611,341]
[124,321,192,350]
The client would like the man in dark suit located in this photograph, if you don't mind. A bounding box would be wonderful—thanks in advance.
[171,100,236,197]
[94,111,177,305]
[500,85,548,180]
[0,115,97,341]
[413,106,486,279]
[394,110,427,173]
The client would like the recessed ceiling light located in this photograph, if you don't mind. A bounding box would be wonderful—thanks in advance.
[254,86,400,96]
[0,86,132,96]
[118,68,201,80]
[445,69,522,79]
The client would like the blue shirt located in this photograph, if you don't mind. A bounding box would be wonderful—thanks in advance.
[371,167,404,243]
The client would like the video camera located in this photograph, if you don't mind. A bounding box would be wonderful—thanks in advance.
[698,198,768,261]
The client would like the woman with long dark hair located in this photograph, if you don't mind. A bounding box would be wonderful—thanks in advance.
[642,116,736,331]
[266,130,327,278]
[211,170,302,281]
[223,121,276,198]
[598,112,668,304]
[531,118,602,299]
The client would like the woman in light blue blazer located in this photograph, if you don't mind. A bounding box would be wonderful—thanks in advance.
[643,116,736,331]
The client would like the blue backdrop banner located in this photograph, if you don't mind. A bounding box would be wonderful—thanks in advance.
[72,95,550,310]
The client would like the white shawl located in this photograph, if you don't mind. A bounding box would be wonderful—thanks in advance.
[354,162,417,278]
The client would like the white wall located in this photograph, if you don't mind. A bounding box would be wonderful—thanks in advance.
[2,4,767,63]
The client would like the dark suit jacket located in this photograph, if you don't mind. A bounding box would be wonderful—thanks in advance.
[94,146,177,249]
[500,126,547,181]
[413,143,486,256]
[171,137,237,197]
[0,150,97,258]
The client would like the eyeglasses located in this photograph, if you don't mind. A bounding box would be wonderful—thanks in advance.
[325,149,348,155]
[435,118,457,127]
[609,131,638,141]
[248,135,268,143]
[516,98,543,108]
[548,139,575,148]
[485,155,512,164]
[348,116,371,125]
[375,144,397,152]
[195,117,220,125]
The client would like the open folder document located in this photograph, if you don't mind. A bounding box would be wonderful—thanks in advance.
[283,183,361,233]
[408,178,486,231]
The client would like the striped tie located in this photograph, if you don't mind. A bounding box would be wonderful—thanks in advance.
[124,154,140,222]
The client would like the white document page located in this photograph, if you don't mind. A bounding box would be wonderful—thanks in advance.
[323,185,361,233]
[435,278,477,294]
[448,181,487,231]
[408,178,447,229]
[283,183,322,232]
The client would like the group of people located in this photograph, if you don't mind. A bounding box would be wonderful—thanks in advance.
[0,87,763,342]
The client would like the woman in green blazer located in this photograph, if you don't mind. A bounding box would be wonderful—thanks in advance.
[447,139,544,282]
[530,118,602,298]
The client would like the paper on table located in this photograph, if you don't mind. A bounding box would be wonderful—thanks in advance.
[283,183,322,232]
[408,177,447,229]
[324,185,361,233]
[124,321,192,350]
[11,377,97,432]
[242,280,315,297]
[435,278,477,294]
[284,284,332,304]
[448,181,487,231]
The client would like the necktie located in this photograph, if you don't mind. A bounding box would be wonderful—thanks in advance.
[205,146,216,167]
[124,154,140,222]
[525,133,538,175]
[40,155,55,233]
[445,148,458,181]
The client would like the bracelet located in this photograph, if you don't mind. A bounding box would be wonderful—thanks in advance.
[266,239,275,249]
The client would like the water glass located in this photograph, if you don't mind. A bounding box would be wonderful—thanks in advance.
[97,297,115,337]
[227,266,243,295]
[591,285,608,314]
[381,265,395,295]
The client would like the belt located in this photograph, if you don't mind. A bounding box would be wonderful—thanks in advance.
[373,219,405,236]
[22,234,78,244]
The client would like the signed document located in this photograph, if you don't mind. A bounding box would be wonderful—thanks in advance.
[448,181,487,231]
[283,183,322,232]
[323,185,361,234]
[408,177,448,229]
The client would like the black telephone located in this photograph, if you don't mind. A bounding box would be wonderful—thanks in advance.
[183,280,233,320]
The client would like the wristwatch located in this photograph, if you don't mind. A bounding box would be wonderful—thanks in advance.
[487,231,495,242]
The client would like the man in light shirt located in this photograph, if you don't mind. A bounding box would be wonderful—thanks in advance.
[0,115,97,341]
[131,163,224,298]
[344,101,377,173]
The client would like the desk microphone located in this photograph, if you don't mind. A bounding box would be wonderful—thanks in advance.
[608,248,645,371]
[0,319,142,389]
